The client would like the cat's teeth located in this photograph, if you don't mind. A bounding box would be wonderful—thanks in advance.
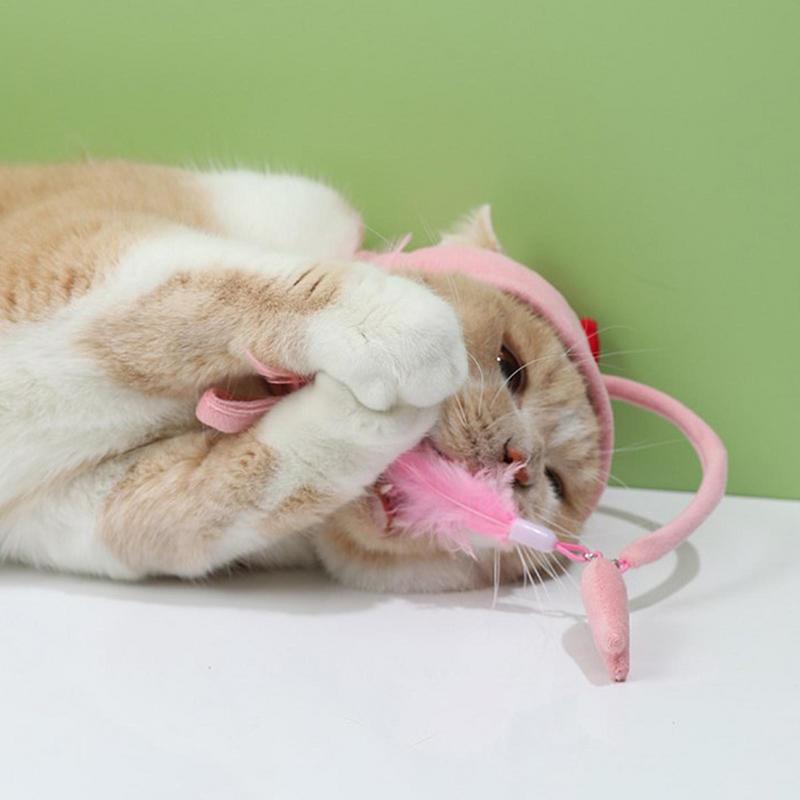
[378,483,394,495]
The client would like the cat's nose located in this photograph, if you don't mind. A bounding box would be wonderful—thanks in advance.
[503,441,533,487]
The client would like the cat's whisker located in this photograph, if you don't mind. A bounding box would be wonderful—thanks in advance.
[601,438,683,455]
[492,549,500,608]
[415,213,438,247]
[516,545,545,613]
[593,363,628,375]
[467,351,487,416]
[448,390,469,429]
[551,527,581,543]
[571,493,606,518]
[486,323,626,392]
[570,464,629,491]
[515,545,531,588]
[362,223,393,249]
[488,331,658,407]
[445,273,462,307]
[487,348,577,410]
[588,324,633,338]
[568,462,622,488]
[533,548,580,593]
[520,547,553,609]
[572,462,604,478]
[529,549,566,592]
[556,529,581,541]
[606,471,630,489]
[536,507,585,541]
[485,408,522,432]
[540,515,581,541]
[596,346,664,360]
[454,398,469,429]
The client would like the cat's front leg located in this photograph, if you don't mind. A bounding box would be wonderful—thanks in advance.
[46,374,433,578]
[5,373,430,577]
[82,229,467,411]
[302,262,469,411]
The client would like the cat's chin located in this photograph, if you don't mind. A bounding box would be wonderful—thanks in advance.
[316,491,566,594]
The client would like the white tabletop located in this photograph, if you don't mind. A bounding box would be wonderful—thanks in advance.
[1,488,798,800]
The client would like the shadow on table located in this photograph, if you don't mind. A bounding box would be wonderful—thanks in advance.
[562,503,701,684]
[407,503,702,684]
[0,562,383,616]
[404,503,699,613]
[1,501,700,677]
[597,503,701,613]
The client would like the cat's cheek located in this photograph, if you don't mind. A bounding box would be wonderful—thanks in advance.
[514,486,554,528]
[366,487,392,533]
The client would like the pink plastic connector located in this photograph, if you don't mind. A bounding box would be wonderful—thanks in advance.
[507,518,558,551]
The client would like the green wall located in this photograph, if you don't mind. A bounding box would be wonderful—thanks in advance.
[2,1,798,498]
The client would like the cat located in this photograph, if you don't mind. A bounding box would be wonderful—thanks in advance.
[0,161,601,592]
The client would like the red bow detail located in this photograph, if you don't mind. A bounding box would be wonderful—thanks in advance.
[580,318,601,363]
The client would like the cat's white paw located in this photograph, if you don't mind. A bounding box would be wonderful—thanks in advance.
[310,373,438,450]
[256,373,438,494]
[306,263,468,411]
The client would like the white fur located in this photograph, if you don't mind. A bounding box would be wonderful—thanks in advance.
[199,171,363,258]
[307,265,468,410]
[195,375,439,578]
[315,528,490,593]
[1,167,468,580]
[0,310,191,512]
[253,374,438,499]
[0,225,308,512]
[0,458,139,578]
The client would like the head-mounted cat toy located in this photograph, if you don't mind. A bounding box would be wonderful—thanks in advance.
[197,241,727,683]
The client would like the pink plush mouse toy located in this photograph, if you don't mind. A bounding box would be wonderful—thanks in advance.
[197,240,728,683]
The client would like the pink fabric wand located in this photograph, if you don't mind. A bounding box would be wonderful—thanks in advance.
[581,556,630,682]
[195,240,728,684]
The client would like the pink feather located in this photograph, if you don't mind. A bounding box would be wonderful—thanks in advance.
[383,446,519,551]
[197,362,560,552]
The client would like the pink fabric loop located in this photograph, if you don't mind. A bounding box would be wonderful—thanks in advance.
[194,352,309,434]
[195,389,282,435]
[554,542,603,563]
[245,350,308,388]
[604,376,728,569]
[581,556,630,682]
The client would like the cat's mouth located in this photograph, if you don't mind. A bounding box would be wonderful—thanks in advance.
[369,479,400,533]
[368,436,445,534]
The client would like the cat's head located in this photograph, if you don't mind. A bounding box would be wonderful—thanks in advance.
[317,209,603,592]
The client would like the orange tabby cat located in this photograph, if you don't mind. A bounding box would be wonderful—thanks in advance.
[0,161,600,590]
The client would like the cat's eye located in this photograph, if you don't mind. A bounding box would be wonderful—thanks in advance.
[497,345,526,394]
[545,467,565,500]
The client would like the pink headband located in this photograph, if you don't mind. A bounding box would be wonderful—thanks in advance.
[197,243,727,682]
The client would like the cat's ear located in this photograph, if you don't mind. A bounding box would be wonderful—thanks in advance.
[440,205,503,252]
